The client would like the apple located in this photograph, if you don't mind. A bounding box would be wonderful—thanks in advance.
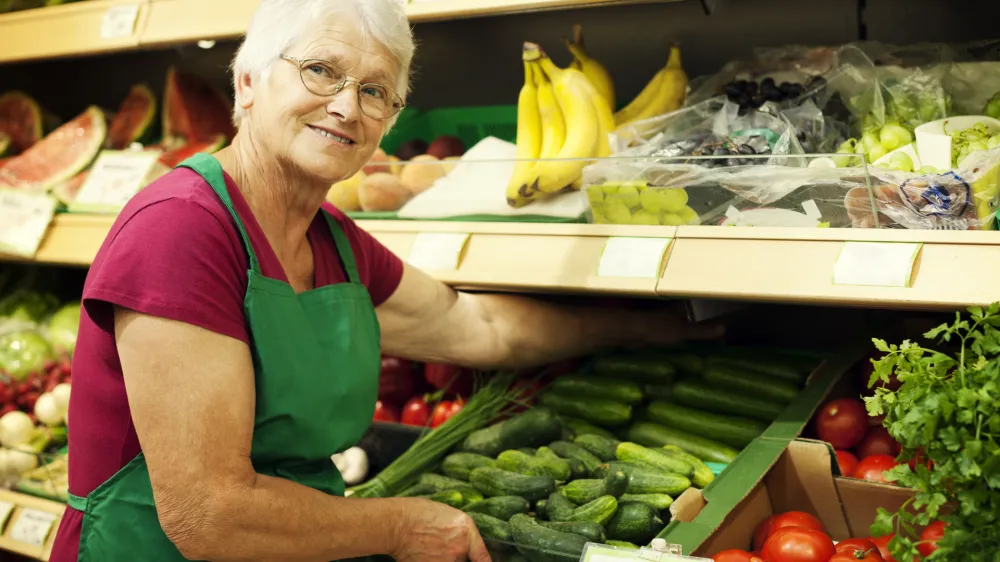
[427,135,465,159]
[395,139,429,161]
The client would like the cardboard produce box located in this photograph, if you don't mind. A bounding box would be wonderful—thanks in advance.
[661,438,914,556]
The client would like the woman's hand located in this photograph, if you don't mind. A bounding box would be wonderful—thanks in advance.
[393,498,491,562]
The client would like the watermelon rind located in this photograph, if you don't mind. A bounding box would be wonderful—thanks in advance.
[0,91,43,154]
[106,84,158,150]
[157,133,227,168]
[0,106,106,193]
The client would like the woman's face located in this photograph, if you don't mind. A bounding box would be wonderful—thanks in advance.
[240,17,400,184]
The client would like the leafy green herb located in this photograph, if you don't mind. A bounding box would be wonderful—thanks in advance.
[866,304,1000,561]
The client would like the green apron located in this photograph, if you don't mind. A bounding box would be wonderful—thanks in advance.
[66,153,382,560]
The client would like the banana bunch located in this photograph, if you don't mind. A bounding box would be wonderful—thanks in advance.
[506,42,614,208]
[614,44,688,130]
[564,24,615,112]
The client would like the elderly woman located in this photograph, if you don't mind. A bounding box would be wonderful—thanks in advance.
[49,0,718,560]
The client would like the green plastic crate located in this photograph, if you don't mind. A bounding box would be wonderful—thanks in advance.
[380,105,517,156]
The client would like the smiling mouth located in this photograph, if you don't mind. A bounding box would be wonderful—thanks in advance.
[309,125,355,145]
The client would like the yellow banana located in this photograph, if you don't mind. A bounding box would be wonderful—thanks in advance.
[574,69,615,157]
[505,60,542,204]
[615,45,688,128]
[534,62,566,160]
[564,24,615,112]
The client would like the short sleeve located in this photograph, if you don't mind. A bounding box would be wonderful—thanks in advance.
[324,203,403,307]
[83,197,250,343]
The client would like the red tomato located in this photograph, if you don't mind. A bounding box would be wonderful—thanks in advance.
[868,412,886,427]
[400,396,430,426]
[815,398,868,449]
[855,426,901,459]
[424,363,474,397]
[852,454,897,483]
[752,515,776,551]
[372,400,399,423]
[712,549,759,562]
[378,356,416,404]
[918,521,945,558]
[861,354,900,393]
[908,448,933,472]
[762,527,836,562]
[833,539,884,562]
[770,511,826,535]
[835,538,879,554]
[869,535,896,562]
[430,399,464,428]
[836,450,860,477]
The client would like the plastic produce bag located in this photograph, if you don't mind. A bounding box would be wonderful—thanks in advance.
[610,98,806,167]
[877,65,950,132]
[0,319,55,382]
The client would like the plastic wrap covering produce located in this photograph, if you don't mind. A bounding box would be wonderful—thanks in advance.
[609,98,807,167]
[582,154,876,228]
[844,147,1000,230]
[0,319,55,382]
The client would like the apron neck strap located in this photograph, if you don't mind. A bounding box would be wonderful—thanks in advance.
[320,210,361,284]
[177,153,262,275]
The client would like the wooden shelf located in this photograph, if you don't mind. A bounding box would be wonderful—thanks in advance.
[0,0,675,64]
[0,488,65,561]
[5,214,1000,310]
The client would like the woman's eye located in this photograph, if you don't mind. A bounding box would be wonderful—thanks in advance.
[305,64,332,78]
[362,86,387,100]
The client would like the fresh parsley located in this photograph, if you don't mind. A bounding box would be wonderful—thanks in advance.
[865,304,1000,561]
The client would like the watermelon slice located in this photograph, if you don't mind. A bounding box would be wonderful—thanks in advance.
[52,170,89,205]
[162,68,235,144]
[0,91,43,154]
[106,84,157,150]
[157,134,227,168]
[0,106,106,192]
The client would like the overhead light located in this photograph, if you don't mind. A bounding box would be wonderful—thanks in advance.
[197,40,216,49]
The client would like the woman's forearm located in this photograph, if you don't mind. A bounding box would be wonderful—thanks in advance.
[168,473,403,562]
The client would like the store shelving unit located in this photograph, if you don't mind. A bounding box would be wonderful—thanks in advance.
[0,489,64,560]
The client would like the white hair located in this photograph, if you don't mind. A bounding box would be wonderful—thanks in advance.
[231,0,415,123]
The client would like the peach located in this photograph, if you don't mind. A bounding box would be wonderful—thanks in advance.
[358,172,412,212]
[400,154,447,195]
[362,148,392,176]
[327,170,365,212]
[387,155,403,178]
[441,156,462,174]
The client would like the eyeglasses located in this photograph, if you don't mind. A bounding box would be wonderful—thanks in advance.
[280,54,405,120]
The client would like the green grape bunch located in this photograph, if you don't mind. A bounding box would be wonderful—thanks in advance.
[948,123,1000,168]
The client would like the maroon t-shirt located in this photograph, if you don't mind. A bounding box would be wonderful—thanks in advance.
[49,167,403,561]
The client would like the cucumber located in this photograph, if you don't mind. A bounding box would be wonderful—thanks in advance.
[591,461,658,479]
[421,489,466,508]
[672,380,785,421]
[469,512,513,542]
[591,353,677,382]
[627,422,739,464]
[461,408,564,457]
[400,473,479,497]
[701,363,800,403]
[660,352,705,375]
[622,469,690,497]
[560,417,620,440]
[470,468,556,502]
[518,448,539,456]
[510,513,589,562]
[605,540,640,549]
[549,375,644,405]
[619,493,674,510]
[642,384,674,402]
[573,434,621,462]
[615,442,694,478]
[706,353,809,383]
[537,447,587,480]
[464,496,531,520]
[442,452,497,481]
[662,445,716,488]
[497,450,572,482]
[539,393,632,428]
[646,401,765,449]
[567,495,618,526]
[548,441,602,473]
[535,498,547,517]
[606,502,662,545]
[545,492,577,521]
[536,520,606,543]
[560,470,629,504]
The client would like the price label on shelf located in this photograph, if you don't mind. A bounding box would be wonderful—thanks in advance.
[580,542,712,562]
[70,150,163,213]
[0,189,58,258]
[406,232,470,271]
[9,508,57,548]
[0,500,15,531]
[100,4,140,39]
[597,237,672,279]
[833,241,923,288]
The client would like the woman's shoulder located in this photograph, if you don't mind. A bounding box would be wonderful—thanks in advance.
[117,166,234,228]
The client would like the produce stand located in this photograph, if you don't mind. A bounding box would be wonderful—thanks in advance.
[1,0,998,560]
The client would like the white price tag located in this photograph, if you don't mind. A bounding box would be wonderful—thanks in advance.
[581,542,712,562]
[833,241,922,288]
[0,500,15,531]
[597,237,671,279]
[9,509,57,547]
[406,232,470,271]
[0,189,57,258]
[70,150,163,213]
[100,4,140,39]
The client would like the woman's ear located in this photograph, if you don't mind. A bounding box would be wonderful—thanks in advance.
[234,71,255,111]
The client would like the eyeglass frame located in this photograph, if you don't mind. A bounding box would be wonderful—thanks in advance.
[279,54,406,120]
